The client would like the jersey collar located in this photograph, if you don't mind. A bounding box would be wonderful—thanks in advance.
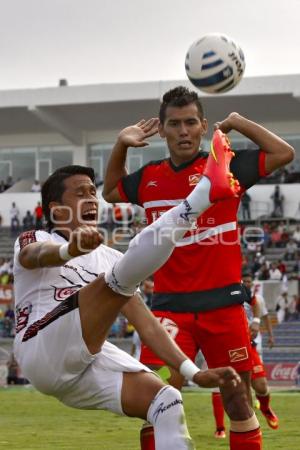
[168,151,209,172]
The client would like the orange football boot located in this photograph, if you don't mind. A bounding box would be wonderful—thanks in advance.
[203,129,240,202]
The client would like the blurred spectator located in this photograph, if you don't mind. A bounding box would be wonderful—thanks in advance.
[269,261,282,280]
[10,201,20,233]
[285,238,298,261]
[270,227,282,247]
[34,201,43,229]
[241,254,252,274]
[23,210,35,231]
[292,295,300,320]
[292,225,300,247]
[31,179,41,192]
[240,192,251,220]
[140,277,154,308]
[257,262,270,281]
[251,252,263,277]
[131,330,142,360]
[271,185,284,217]
[112,203,123,226]
[277,259,287,276]
[0,180,5,193]
[276,291,290,323]
[4,305,14,322]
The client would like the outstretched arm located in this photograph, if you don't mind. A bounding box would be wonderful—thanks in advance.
[19,226,103,269]
[103,118,159,203]
[215,112,295,174]
[122,295,241,389]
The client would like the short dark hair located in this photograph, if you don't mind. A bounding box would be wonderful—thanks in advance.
[159,86,205,123]
[242,271,253,279]
[41,165,95,231]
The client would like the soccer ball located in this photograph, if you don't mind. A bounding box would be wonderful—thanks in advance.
[185,33,245,94]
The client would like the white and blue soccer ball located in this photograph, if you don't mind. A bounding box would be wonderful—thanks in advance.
[185,33,245,94]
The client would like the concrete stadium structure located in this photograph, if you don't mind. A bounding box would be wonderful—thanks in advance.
[0,74,300,224]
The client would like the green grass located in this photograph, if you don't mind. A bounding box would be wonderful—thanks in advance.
[1,387,300,449]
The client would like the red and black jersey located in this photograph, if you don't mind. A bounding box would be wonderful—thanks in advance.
[118,149,267,312]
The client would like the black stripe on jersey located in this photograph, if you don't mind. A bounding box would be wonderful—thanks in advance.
[151,283,249,313]
[230,149,261,189]
[168,151,209,172]
[22,292,79,342]
[121,159,168,205]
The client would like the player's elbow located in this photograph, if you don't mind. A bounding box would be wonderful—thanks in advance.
[282,143,295,164]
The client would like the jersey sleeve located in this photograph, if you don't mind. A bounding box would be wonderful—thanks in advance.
[230,149,266,189]
[118,167,145,206]
[13,230,51,273]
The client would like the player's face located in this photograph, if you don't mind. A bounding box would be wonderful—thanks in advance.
[159,103,207,165]
[50,174,99,233]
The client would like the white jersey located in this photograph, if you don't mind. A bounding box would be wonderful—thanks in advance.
[13,229,122,342]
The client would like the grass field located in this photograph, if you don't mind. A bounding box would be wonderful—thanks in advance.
[1,387,300,449]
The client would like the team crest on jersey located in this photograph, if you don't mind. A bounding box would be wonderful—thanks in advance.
[15,302,32,333]
[189,173,201,186]
[54,287,79,301]
[19,230,37,249]
[228,347,248,363]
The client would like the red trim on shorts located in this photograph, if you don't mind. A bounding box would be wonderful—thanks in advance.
[258,151,268,177]
[117,180,129,202]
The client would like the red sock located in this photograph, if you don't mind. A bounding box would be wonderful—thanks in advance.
[256,393,270,413]
[230,428,262,450]
[140,424,155,450]
[212,392,225,430]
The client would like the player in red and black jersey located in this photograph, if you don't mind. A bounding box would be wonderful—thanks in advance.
[103,86,294,450]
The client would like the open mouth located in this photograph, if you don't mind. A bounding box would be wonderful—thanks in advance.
[81,211,97,222]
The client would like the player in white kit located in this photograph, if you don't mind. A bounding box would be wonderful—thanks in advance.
[13,125,241,450]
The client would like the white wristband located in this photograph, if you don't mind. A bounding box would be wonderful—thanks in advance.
[59,244,72,261]
[252,317,261,325]
[179,359,200,381]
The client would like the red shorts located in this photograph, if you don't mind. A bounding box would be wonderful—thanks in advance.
[251,345,266,379]
[140,304,252,373]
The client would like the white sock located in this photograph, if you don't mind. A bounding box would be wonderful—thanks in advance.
[105,176,212,295]
[147,386,194,450]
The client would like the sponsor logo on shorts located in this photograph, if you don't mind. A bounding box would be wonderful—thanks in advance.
[146,180,158,188]
[229,347,248,363]
[253,364,264,373]
[158,317,179,339]
[230,290,241,295]
[189,173,202,186]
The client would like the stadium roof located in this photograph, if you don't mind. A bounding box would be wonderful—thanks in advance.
[0,74,299,145]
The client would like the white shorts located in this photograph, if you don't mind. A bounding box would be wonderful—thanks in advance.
[14,308,151,415]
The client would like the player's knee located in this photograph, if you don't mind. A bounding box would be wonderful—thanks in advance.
[147,385,184,425]
[223,388,252,421]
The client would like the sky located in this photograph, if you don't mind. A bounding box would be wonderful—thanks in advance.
[0,0,300,90]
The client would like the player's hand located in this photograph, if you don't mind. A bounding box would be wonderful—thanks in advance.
[249,321,260,340]
[214,112,241,134]
[117,118,159,148]
[68,225,104,257]
[193,367,241,389]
